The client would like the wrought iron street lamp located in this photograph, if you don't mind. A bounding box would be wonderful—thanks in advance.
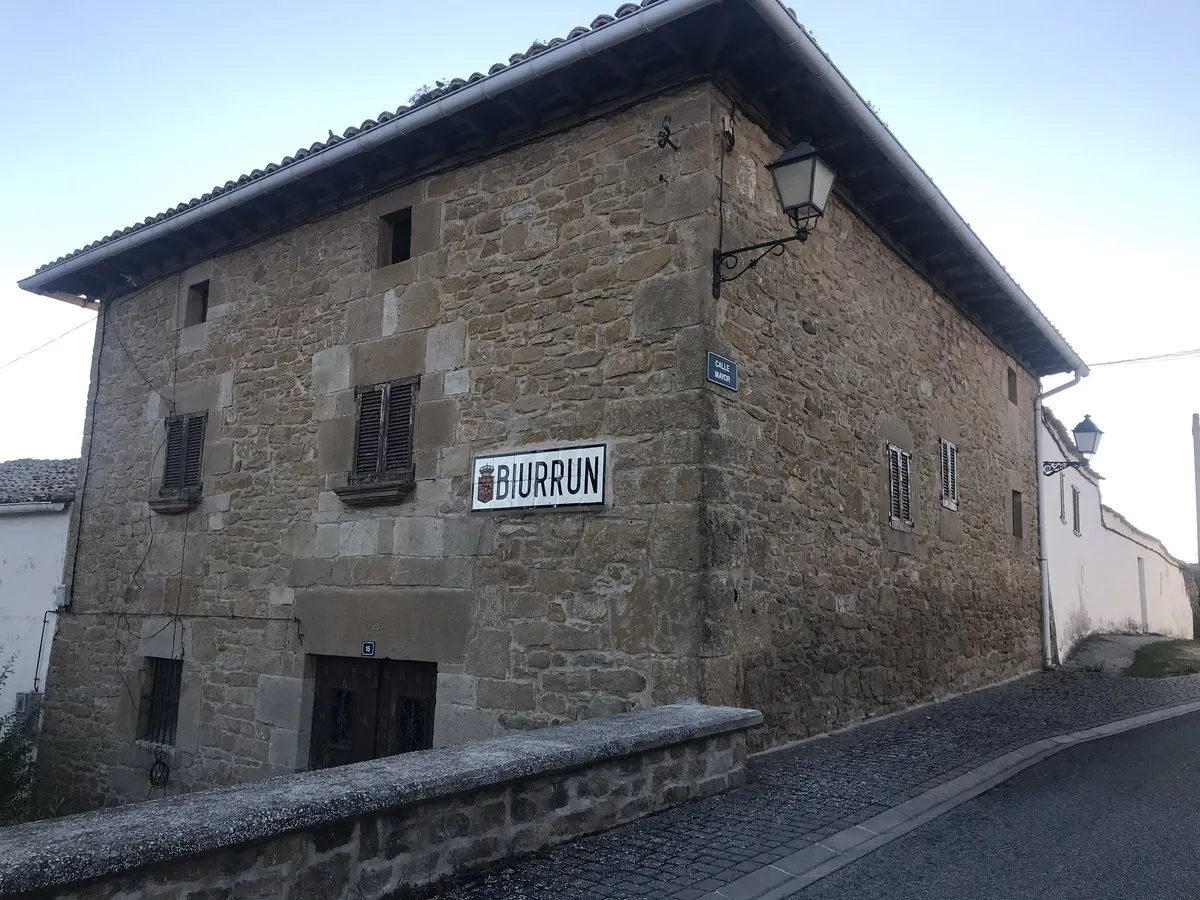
[712,140,836,298]
[1042,415,1104,476]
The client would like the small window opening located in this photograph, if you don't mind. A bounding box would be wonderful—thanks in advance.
[1011,489,1024,539]
[1007,367,1018,405]
[138,657,183,745]
[1072,486,1082,535]
[383,208,413,266]
[184,280,210,327]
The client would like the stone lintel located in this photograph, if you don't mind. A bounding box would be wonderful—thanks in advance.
[293,587,474,662]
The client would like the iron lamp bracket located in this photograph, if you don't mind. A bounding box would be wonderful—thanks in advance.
[712,212,817,298]
[1042,460,1089,476]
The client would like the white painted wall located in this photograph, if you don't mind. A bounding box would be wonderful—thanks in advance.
[1040,414,1193,659]
[0,507,69,714]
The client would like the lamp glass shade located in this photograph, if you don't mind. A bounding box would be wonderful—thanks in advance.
[767,142,837,220]
[1072,415,1103,456]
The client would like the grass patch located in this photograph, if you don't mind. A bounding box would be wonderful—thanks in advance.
[1126,640,1200,677]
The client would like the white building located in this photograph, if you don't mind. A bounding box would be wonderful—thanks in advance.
[1040,410,1192,660]
[0,459,77,715]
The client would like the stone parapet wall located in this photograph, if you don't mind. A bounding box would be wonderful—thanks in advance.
[1,705,759,899]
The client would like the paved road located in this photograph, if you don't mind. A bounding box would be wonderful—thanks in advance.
[436,661,1200,899]
[798,710,1200,899]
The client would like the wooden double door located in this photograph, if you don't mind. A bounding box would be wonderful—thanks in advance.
[310,657,436,770]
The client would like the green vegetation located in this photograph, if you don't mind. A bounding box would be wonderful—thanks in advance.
[0,653,37,825]
[1126,640,1200,678]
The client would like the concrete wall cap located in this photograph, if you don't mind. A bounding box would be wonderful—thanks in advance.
[0,703,760,894]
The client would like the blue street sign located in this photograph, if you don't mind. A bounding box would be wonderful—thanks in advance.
[706,352,739,391]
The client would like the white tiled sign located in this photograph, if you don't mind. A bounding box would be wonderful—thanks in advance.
[471,444,606,511]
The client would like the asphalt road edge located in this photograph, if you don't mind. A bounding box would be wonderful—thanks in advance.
[699,698,1200,900]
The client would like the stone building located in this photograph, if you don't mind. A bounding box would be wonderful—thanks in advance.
[20,0,1086,808]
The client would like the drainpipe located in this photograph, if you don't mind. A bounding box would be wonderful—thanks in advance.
[1035,372,1084,667]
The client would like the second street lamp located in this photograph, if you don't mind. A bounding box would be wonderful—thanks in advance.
[1042,415,1104,476]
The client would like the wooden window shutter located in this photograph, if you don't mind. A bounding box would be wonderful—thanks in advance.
[354,387,385,478]
[949,445,957,504]
[888,444,911,525]
[888,446,902,522]
[162,417,186,494]
[940,440,958,510]
[183,414,206,489]
[384,381,415,476]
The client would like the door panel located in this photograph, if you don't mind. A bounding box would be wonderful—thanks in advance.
[377,660,437,756]
[311,657,381,769]
[310,656,436,770]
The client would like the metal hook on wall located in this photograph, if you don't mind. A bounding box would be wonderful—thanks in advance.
[656,116,680,151]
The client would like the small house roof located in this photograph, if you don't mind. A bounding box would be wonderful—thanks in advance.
[0,458,79,505]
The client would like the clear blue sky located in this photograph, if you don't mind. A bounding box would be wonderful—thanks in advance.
[2,0,1198,558]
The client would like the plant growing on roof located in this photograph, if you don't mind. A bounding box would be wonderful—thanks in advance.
[408,79,451,106]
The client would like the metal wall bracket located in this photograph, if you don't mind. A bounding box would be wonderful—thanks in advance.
[712,232,807,298]
[1041,460,1088,476]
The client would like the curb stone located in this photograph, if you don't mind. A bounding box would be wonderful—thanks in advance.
[697,699,1200,900]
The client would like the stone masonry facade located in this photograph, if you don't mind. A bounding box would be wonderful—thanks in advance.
[706,96,1041,743]
[37,82,1042,808]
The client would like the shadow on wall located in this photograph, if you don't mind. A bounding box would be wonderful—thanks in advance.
[1061,601,1093,658]
[1186,564,1200,636]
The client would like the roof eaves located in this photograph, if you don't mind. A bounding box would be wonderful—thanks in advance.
[742,0,1086,378]
[18,0,706,296]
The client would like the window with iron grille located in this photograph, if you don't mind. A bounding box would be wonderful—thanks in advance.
[1072,486,1082,535]
[138,657,183,745]
[161,412,206,496]
[887,444,913,527]
[351,378,417,484]
[939,440,958,511]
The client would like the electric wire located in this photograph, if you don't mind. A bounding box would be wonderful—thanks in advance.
[0,318,95,371]
[1089,347,1200,368]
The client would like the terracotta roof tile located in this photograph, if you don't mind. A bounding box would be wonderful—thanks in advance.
[32,0,672,276]
[0,458,79,505]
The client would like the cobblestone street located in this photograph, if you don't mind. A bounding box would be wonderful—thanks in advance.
[433,668,1200,899]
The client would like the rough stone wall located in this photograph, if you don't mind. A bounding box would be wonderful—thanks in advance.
[707,97,1043,745]
[36,77,1049,805]
[36,85,725,808]
[14,732,745,900]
